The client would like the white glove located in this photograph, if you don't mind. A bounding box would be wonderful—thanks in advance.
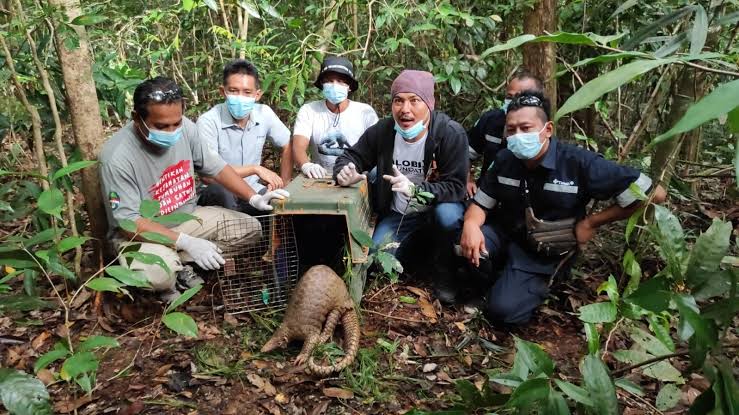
[382,165,415,198]
[336,163,366,186]
[249,189,290,211]
[300,162,328,179]
[175,233,224,271]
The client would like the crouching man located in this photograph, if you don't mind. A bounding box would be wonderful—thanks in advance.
[459,91,667,324]
[333,70,468,303]
[99,77,288,301]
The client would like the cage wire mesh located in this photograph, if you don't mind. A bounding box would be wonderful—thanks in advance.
[216,214,299,314]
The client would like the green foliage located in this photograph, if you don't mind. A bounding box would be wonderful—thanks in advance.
[0,368,52,415]
[351,229,403,283]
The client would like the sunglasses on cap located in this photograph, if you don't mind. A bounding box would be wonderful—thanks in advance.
[511,94,545,109]
[147,88,183,102]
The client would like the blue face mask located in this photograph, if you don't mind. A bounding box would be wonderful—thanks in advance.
[394,121,427,141]
[141,119,183,148]
[322,83,349,105]
[501,98,512,114]
[226,95,256,120]
[507,125,547,160]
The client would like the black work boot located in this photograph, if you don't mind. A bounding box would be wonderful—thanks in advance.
[432,267,459,304]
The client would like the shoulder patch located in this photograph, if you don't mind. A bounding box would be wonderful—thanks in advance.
[109,191,120,210]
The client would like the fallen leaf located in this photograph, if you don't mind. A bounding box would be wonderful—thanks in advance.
[247,373,276,396]
[463,354,472,367]
[418,296,438,323]
[155,364,173,377]
[36,369,55,385]
[71,288,92,309]
[252,359,270,369]
[54,395,94,413]
[322,387,354,399]
[118,401,145,415]
[31,331,51,351]
[405,286,429,299]
[454,322,466,332]
[681,386,701,406]
[474,377,485,391]
[274,393,289,404]
[54,323,70,339]
[309,401,329,415]
[413,340,428,357]
[422,363,437,373]
[437,370,453,383]
[425,374,437,381]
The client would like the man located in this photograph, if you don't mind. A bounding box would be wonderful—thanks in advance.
[459,91,667,324]
[466,70,544,198]
[99,77,289,301]
[293,55,378,178]
[197,59,292,215]
[333,70,468,303]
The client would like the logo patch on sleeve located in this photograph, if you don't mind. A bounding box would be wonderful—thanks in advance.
[109,191,120,210]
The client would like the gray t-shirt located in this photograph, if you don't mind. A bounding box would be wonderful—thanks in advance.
[99,117,226,240]
[197,102,290,192]
[392,132,427,214]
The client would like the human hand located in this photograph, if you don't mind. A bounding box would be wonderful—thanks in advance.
[249,189,290,211]
[382,165,414,197]
[300,162,327,179]
[460,223,488,267]
[466,180,477,199]
[336,162,366,186]
[175,233,224,270]
[575,217,595,249]
[256,166,283,191]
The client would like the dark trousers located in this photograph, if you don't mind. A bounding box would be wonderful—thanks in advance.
[477,224,562,325]
[197,183,267,216]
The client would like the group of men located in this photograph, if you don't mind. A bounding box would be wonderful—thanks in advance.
[99,55,666,324]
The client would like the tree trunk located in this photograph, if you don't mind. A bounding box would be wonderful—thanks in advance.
[522,0,558,115]
[48,0,108,253]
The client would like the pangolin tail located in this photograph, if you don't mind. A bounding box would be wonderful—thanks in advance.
[308,308,360,376]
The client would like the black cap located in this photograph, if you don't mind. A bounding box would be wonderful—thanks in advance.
[314,55,359,92]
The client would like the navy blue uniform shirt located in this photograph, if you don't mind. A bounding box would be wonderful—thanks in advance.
[472,137,653,246]
[467,109,506,176]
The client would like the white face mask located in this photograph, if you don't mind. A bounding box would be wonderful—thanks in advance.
[506,125,548,160]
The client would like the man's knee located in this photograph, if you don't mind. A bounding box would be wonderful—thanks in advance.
[123,243,181,292]
[434,202,464,233]
[484,269,548,325]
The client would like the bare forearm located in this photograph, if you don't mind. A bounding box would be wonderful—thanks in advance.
[128,217,179,244]
[586,185,667,229]
[280,144,293,183]
[212,165,256,200]
[292,136,310,167]
[232,165,260,178]
[463,204,487,228]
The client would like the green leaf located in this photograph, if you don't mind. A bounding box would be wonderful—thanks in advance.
[118,219,137,233]
[685,218,732,289]
[648,314,676,353]
[450,77,462,95]
[60,351,98,380]
[409,23,438,33]
[399,296,417,304]
[57,236,91,254]
[506,378,550,408]
[656,383,681,411]
[578,301,617,323]
[735,133,739,189]
[581,355,619,415]
[729,105,739,133]
[565,52,652,74]
[513,336,554,377]
[674,294,718,367]
[376,251,403,276]
[152,212,199,226]
[556,59,674,121]
[613,349,684,382]
[182,0,195,11]
[689,5,708,56]
[625,276,671,313]
[615,378,644,396]
[139,200,161,219]
[51,160,97,182]
[162,312,198,337]
[609,0,638,19]
[122,251,171,275]
[554,379,594,406]
[70,14,108,25]
[480,34,537,57]
[34,342,69,373]
[37,188,65,218]
[715,359,739,415]
[351,229,374,248]
[623,249,642,296]
[597,275,620,304]
[489,372,523,388]
[651,79,739,146]
[0,368,53,415]
[78,335,120,352]
[629,325,673,356]
[623,6,697,50]
[545,391,571,415]
[454,379,483,407]
[104,265,151,288]
[140,232,174,245]
[165,284,202,314]
[203,0,218,11]
[0,294,53,312]
[585,322,600,355]
[85,277,124,293]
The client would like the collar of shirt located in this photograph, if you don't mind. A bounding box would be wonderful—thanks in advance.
[539,136,558,170]
[218,101,261,130]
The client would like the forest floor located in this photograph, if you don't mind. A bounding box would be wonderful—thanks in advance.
[1,177,736,415]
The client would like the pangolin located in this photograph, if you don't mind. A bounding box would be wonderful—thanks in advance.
[260,265,360,376]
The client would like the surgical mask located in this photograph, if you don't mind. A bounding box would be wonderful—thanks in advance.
[506,125,547,160]
[226,95,256,120]
[501,98,512,114]
[140,119,183,148]
[322,83,349,105]
[395,120,426,141]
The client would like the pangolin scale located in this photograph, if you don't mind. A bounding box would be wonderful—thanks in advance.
[260,265,360,376]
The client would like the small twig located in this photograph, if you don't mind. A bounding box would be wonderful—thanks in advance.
[602,317,624,361]
[105,343,141,382]
[362,308,428,324]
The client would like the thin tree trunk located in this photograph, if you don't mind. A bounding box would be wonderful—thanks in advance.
[0,35,50,190]
[522,0,558,115]
[47,0,108,256]
[17,1,83,274]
